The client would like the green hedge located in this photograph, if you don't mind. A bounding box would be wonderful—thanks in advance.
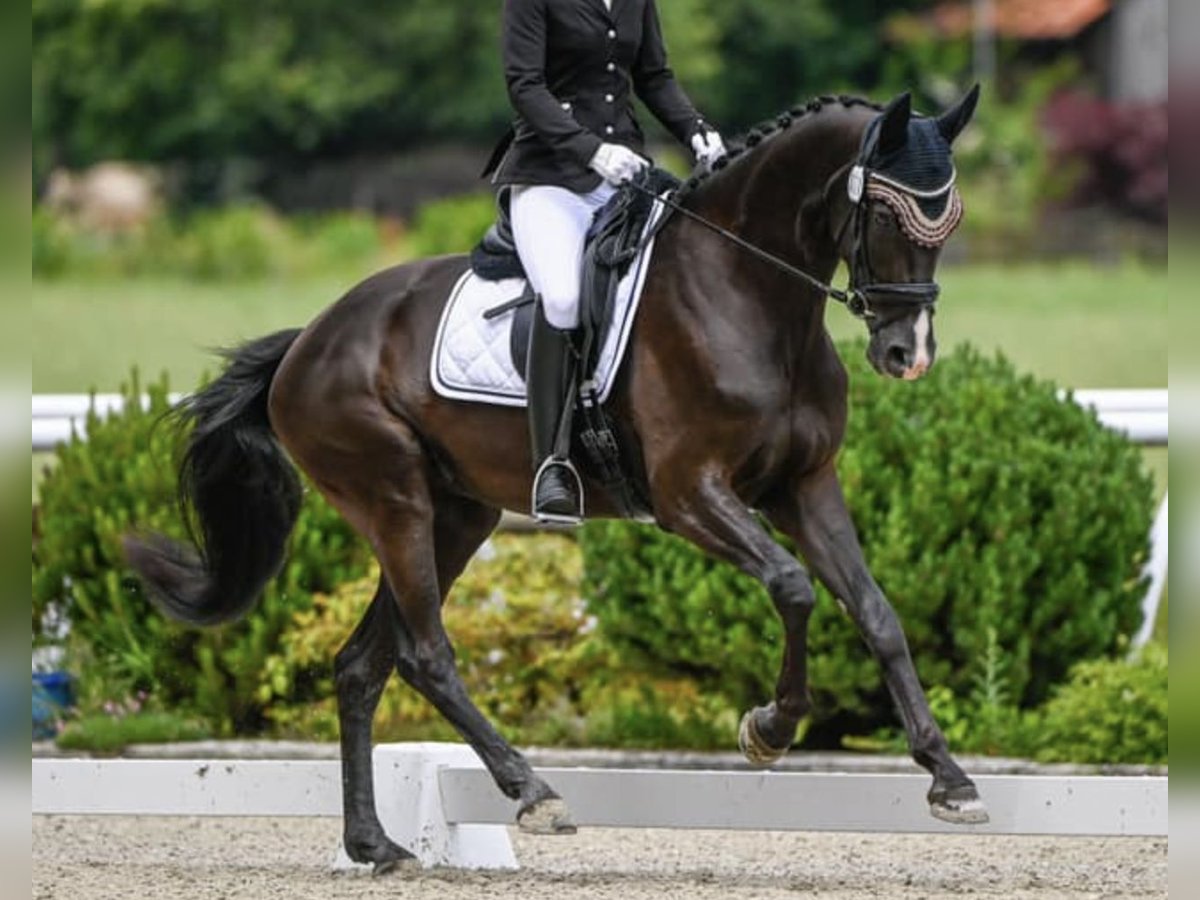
[33,204,386,281]
[580,343,1154,740]
[863,637,1167,764]
[32,373,373,733]
[407,192,496,258]
[1030,643,1167,765]
[259,533,734,749]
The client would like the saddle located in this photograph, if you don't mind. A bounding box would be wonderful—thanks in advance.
[468,167,680,517]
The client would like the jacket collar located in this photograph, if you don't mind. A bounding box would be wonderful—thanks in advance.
[591,0,630,23]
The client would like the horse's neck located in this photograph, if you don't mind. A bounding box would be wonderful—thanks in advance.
[681,114,863,362]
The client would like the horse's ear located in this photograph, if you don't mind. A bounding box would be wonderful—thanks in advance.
[937,83,981,144]
[877,92,912,156]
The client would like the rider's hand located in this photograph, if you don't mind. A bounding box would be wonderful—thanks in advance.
[588,143,649,185]
[690,129,726,171]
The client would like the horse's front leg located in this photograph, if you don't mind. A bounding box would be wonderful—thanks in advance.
[653,466,817,765]
[765,463,989,824]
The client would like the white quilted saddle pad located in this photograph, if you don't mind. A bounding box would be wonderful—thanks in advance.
[430,196,666,407]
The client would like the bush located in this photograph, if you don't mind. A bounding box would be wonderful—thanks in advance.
[857,626,1032,758]
[1029,643,1167,765]
[260,533,735,749]
[32,372,373,733]
[407,192,496,258]
[32,206,73,278]
[580,342,1154,744]
[31,204,386,280]
[949,60,1081,249]
[168,205,287,280]
[56,711,211,755]
[295,212,390,271]
[859,639,1168,766]
[1043,91,1168,223]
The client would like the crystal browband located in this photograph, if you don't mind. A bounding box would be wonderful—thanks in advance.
[865,171,964,248]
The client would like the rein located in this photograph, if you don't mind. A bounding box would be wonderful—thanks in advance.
[625,112,952,323]
[625,178,873,318]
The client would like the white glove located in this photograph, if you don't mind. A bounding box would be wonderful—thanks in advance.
[690,130,726,170]
[588,143,649,185]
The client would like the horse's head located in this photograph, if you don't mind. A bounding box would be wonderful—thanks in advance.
[831,86,979,380]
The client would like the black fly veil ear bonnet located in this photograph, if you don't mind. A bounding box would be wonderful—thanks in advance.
[849,103,964,248]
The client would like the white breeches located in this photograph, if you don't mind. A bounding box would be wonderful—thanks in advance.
[510,182,618,330]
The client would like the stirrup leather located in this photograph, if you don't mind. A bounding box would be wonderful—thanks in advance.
[531,456,584,525]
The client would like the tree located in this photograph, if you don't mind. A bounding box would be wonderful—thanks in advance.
[33,0,932,174]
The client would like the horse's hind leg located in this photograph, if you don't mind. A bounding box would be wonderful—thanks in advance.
[767,464,987,824]
[334,578,414,873]
[377,476,575,834]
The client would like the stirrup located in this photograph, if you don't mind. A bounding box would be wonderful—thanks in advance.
[531,456,585,525]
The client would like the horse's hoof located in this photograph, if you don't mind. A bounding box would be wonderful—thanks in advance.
[929,784,990,825]
[517,795,577,835]
[372,856,419,877]
[738,707,789,768]
[345,832,417,875]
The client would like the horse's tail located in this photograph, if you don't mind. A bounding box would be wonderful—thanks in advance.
[124,328,303,627]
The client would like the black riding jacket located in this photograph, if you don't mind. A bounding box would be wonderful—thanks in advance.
[484,0,711,192]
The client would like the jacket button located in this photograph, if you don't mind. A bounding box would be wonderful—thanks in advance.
[605,125,614,135]
[604,93,614,103]
[607,29,616,39]
[606,62,615,71]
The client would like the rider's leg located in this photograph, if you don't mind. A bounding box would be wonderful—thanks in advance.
[511,183,615,522]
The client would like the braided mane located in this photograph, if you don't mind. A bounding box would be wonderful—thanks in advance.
[676,94,884,200]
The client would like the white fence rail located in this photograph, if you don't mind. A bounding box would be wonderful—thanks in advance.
[31,389,1168,452]
[1068,389,1167,445]
[32,392,183,451]
[31,744,1168,871]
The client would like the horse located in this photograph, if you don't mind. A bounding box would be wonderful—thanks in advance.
[125,87,985,872]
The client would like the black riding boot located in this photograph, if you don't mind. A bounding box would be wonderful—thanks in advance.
[526,301,582,523]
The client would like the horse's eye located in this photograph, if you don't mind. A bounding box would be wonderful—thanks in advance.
[872,206,895,227]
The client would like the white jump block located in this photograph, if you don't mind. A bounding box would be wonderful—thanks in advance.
[332,742,517,871]
[32,744,517,871]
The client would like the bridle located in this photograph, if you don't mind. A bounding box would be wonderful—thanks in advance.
[626,111,955,325]
[826,114,947,326]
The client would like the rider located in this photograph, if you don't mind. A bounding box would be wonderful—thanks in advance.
[483,0,725,524]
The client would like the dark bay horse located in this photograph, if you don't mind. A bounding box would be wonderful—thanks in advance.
[126,88,985,870]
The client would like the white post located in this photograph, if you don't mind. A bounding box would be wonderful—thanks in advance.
[331,742,517,872]
[1132,494,1168,650]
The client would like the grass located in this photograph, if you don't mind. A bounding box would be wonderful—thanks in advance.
[54,711,211,755]
[32,271,374,394]
[33,260,1166,393]
[827,261,1167,388]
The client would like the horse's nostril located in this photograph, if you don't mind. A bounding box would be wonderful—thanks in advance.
[887,345,910,370]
